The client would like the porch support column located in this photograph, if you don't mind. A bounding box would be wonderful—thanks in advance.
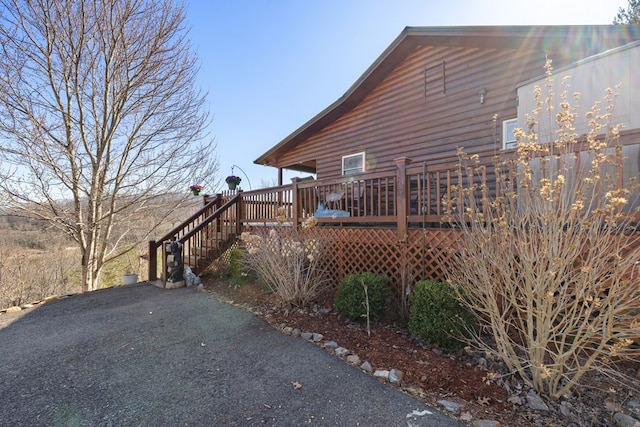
[148,240,157,281]
[278,168,283,186]
[394,157,410,244]
[290,177,301,227]
[215,193,223,234]
[235,191,243,236]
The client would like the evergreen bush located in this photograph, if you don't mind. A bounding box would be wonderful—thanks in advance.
[334,272,390,322]
[228,248,252,286]
[408,280,477,352]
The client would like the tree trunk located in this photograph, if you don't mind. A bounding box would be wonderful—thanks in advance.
[80,247,101,292]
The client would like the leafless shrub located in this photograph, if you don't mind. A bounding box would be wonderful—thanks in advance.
[240,209,330,308]
[443,60,640,399]
[0,240,80,309]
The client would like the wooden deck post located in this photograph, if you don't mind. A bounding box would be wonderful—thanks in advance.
[214,193,222,234]
[394,157,410,244]
[291,177,301,227]
[235,191,243,236]
[148,240,157,281]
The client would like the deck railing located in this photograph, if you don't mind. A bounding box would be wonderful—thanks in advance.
[150,139,637,281]
[232,144,633,235]
[240,184,294,224]
[232,157,462,241]
[406,160,509,224]
[148,195,223,281]
[294,171,397,222]
[235,158,507,227]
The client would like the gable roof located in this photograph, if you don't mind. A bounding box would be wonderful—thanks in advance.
[254,25,640,170]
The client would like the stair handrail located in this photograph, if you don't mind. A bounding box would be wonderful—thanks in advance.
[148,194,232,281]
[178,193,241,244]
[155,196,221,244]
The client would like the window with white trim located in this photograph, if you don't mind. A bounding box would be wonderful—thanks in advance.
[342,152,365,175]
[502,118,518,149]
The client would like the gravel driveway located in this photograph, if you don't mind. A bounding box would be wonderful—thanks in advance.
[0,283,461,426]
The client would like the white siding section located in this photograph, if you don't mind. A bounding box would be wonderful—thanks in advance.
[517,41,640,137]
[516,42,640,211]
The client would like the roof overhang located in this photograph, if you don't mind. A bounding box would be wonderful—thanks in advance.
[255,25,640,169]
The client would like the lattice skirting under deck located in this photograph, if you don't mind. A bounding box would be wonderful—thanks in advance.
[301,227,462,297]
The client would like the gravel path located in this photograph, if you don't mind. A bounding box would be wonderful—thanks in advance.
[0,283,461,426]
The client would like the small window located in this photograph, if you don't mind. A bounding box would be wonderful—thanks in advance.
[342,152,365,175]
[502,118,518,149]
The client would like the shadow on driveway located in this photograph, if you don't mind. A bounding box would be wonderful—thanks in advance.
[0,283,462,426]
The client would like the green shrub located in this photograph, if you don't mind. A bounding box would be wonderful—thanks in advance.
[408,280,477,352]
[228,248,252,286]
[334,272,390,322]
[218,248,253,286]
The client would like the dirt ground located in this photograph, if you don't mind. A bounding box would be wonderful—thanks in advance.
[201,275,640,427]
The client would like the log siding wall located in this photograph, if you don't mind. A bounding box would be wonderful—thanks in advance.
[277,45,579,179]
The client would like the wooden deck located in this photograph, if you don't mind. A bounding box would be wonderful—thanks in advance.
[149,140,640,294]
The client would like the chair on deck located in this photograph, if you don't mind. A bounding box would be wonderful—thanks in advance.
[315,188,350,218]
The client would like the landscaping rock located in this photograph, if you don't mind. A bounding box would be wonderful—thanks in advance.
[324,340,338,349]
[334,347,349,357]
[374,370,390,380]
[360,361,373,373]
[282,326,293,335]
[613,412,640,427]
[389,368,404,384]
[559,401,575,418]
[437,399,465,414]
[627,400,640,416]
[164,280,185,289]
[346,354,360,365]
[526,390,549,411]
[459,412,473,422]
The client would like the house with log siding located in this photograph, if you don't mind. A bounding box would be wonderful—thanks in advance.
[150,25,640,293]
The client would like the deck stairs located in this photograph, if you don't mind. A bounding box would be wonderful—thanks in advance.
[187,225,237,273]
[148,193,241,286]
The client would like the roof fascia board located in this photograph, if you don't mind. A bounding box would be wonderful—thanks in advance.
[254,27,416,166]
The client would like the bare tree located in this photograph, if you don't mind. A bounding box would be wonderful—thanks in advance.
[0,0,218,292]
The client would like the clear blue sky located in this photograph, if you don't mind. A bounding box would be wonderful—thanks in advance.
[185,0,624,191]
